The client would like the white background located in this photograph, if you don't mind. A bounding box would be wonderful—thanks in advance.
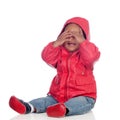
[0,0,120,119]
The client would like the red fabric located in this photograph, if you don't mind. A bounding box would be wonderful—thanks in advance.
[41,17,100,102]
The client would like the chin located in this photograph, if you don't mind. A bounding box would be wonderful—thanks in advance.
[67,49,78,52]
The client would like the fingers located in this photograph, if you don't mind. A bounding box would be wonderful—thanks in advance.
[57,31,71,43]
[53,31,70,47]
[54,30,84,47]
[59,31,73,41]
[58,31,71,39]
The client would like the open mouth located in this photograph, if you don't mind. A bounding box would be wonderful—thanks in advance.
[66,42,77,46]
[64,41,79,51]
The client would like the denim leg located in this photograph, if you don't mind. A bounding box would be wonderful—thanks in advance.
[29,96,58,113]
[64,96,95,116]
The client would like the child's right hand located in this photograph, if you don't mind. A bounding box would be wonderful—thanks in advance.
[53,31,71,47]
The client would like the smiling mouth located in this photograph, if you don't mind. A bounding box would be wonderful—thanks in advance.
[64,41,79,52]
[66,42,77,46]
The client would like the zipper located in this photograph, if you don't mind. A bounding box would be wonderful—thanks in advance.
[65,54,71,101]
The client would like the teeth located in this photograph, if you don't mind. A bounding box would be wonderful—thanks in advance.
[68,43,76,45]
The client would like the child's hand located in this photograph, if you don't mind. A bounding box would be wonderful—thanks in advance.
[53,30,85,47]
[69,31,85,44]
[53,31,71,47]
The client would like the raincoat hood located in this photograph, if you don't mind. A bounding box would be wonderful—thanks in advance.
[60,17,90,40]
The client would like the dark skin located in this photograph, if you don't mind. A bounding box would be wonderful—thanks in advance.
[53,23,85,52]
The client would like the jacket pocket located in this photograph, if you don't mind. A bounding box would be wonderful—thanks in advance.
[75,75,94,86]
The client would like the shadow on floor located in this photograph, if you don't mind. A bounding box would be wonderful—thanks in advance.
[10,111,95,120]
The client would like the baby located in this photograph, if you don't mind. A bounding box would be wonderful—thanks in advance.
[9,17,100,117]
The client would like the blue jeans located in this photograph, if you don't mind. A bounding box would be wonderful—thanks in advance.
[29,96,95,116]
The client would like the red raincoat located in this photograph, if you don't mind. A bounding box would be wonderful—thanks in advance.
[42,17,100,102]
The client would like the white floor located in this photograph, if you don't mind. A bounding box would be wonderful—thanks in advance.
[10,111,95,120]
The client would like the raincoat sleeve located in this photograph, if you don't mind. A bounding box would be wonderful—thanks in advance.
[41,42,60,67]
[79,40,100,68]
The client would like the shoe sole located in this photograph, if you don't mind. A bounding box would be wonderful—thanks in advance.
[9,96,26,114]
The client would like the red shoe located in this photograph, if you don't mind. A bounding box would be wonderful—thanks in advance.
[46,103,66,117]
[9,96,26,114]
